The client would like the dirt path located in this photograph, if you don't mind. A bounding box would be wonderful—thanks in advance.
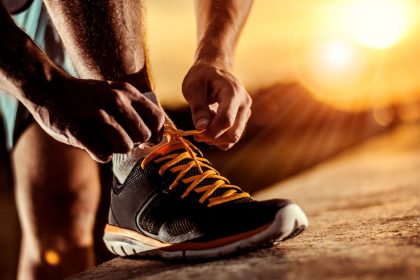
[69,124,419,280]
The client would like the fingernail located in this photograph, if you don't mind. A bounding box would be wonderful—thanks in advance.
[196,118,209,130]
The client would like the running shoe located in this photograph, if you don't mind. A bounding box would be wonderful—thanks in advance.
[104,124,308,259]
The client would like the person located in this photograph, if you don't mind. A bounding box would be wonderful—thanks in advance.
[0,0,308,279]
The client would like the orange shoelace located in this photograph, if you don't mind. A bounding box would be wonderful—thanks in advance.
[141,124,250,207]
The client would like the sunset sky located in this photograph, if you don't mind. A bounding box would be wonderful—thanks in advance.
[147,0,420,111]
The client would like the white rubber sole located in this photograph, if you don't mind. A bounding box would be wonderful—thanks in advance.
[103,204,308,260]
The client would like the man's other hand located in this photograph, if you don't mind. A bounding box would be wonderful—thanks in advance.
[182,62,252,150]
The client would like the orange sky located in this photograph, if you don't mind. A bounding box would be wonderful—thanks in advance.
[147,0,420,111]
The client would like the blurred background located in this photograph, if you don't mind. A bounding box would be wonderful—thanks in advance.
[2,0,420,278]
[149,0,420,111]
[147,0,420,190]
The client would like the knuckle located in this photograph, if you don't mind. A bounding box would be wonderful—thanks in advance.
[246,95,253,107]
[114,81,135,95]
[109,88,120,98]
[224,81,237,93]
[181,78,191,93]
[182,80,201,99]
[233,82,243,92]
[221,112,235,128]
[113,92,126,107]
[227,132,241,143]
[119,82,132,91]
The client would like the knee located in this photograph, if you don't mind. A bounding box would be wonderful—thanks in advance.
[27,180,99,247]
[14,124,100,279]
[17,182,98,279]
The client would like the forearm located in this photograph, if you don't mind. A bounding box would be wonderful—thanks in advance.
[0,3,66,108]
[194,0,253,68]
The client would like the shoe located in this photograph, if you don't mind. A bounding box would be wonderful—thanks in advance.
[104,124,308,259]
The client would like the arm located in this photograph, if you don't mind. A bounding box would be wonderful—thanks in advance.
[0,3,164,162]
[182,0,253,150]
[0,3,63,109]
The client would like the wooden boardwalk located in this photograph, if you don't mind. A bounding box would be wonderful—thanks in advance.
[69,124,420,280]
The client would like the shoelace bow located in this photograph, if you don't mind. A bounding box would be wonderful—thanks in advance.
[141,124,250,207]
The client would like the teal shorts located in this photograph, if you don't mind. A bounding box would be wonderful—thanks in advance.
[0,0,76,150]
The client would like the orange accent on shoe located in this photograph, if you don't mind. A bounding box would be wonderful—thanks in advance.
[104,223,271,251]
[105,224,172,249]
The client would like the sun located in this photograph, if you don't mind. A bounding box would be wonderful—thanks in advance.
[344,0,414,49]
[323,40,353,69]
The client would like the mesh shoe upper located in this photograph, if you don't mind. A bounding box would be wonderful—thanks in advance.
[109,125,292,243]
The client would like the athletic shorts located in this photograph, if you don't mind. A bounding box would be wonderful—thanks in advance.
[0,0,76,150]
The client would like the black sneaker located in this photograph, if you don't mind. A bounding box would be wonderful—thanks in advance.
[104,125,308,259]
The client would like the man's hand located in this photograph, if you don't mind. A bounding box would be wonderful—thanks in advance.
[182,62,252,150]
[0,4,165,162]
[30,76,165,162]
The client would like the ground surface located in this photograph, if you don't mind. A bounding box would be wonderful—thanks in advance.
[69,124,419,280]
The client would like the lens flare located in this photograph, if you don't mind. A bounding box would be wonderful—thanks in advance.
[344,0,414,49]
[44,250,60,266]
[293,34,380,110]
[323,40,352,69]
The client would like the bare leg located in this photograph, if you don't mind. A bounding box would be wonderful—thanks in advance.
[43,0,171,182]
[14,2,155,279]
[13,123,100,280]
[43,0,153,91]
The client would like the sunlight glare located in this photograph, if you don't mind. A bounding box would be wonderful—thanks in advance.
[344,0,414,49]
[323,40,352,68]
[293,35,380,110]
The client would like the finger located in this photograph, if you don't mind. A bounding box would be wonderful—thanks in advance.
[205,88,240,139]
[198,106,250,149]
[102,122,134,154]
[182,78,212,131]
[113,82,165,143]
[217,105,250,146]
[98,110,134,153]
[193,108,217,142]
[190,100,212,131]
[114,104,152,144]
[185,88,212,130]
[74,127,113,163]
[131,100,165,144]
[217,143,235,151]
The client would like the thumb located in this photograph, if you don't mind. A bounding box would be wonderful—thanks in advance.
[190,102,211,130]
